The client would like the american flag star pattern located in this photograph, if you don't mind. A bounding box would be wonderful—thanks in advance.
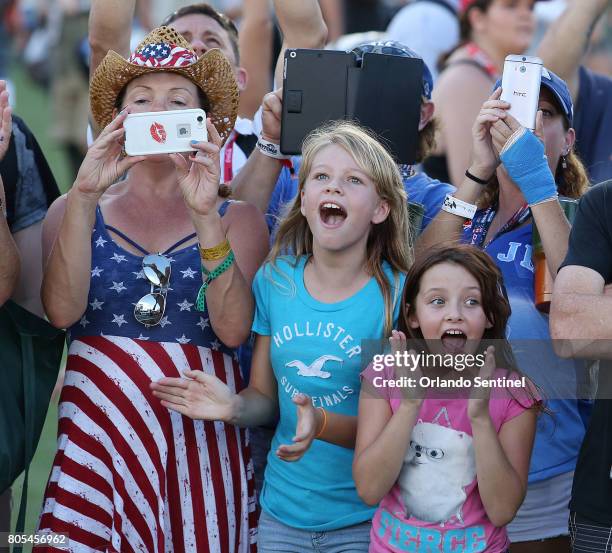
[39,200,257,551]
[128,42,198,69]
[68,205,237,349]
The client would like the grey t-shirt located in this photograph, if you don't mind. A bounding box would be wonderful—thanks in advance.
[2,116,60,233]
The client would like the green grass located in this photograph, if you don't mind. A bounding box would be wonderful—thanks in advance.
[10,66,73,193]
[8,65,71,538]
[10,397,60,537]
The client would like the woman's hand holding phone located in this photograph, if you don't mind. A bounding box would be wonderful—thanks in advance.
[491,110,557,206]
[469,88,509,181]
[489,108,545,156]
[171,118,222,217]
[74,108,146,202]
[491,112,557,206]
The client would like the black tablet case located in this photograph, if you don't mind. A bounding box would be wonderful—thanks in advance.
[280,49,423,164]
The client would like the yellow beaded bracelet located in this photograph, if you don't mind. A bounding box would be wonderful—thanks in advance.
[199,238,231,261]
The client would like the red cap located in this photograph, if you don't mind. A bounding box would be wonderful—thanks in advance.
[459,0,476,10]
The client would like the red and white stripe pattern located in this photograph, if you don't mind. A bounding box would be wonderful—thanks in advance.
[128,43,197,69]
[36,335,257,553]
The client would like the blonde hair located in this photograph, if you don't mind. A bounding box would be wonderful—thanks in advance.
[416,116,438,164]
[269,121,413,337]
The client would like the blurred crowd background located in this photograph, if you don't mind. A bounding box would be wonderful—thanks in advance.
[1,0,610,537]
[3,0,610,196]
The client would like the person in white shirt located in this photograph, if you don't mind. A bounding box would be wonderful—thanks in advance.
[386,0,460,81]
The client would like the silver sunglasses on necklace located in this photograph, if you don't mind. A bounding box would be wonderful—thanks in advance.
[134,253,172,327]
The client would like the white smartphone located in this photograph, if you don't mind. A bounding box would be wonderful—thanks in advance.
[500,55,543,130]
[124,109,207,156]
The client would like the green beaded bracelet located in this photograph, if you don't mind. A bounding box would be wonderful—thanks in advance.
[195,250,236,312]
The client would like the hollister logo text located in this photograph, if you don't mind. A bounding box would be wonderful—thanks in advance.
[150,122,167,144]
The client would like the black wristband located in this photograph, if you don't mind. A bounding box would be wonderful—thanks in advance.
[465,169,490,186]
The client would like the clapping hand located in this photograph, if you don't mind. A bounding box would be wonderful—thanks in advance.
[390,329,424,406]
[0,81,12,162]
[276,393,320,462]
[150,369,237,422]
[467,345,496,421]
[0,81,11,212]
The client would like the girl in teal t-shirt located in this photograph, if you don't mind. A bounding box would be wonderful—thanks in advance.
[152,120,412,551]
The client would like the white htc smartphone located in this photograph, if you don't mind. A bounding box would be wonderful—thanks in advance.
[124,109,207,156]
[500,55,543,130]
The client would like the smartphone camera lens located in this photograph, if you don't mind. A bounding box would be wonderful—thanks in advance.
[290,51,297,58]
[197,115,204,123]
[522,57,527,61]
[520,66,526,73]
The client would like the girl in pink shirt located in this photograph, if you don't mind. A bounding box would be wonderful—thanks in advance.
[354,244,540,553]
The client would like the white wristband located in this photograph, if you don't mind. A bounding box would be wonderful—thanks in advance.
[441,194,477,220]
[256,137,291,160]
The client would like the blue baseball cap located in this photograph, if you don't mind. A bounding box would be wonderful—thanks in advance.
[351,40,434,100]
[494,66,573,125]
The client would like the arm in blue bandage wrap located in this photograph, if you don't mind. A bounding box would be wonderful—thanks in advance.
[499,128,558,206]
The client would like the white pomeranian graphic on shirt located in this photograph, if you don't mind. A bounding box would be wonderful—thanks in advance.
[398,417,476,525]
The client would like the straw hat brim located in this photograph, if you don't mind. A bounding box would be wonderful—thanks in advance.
[90,48,239,144]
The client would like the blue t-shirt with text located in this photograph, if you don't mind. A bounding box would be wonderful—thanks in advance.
[252,255,405,530]
[463,220,589,482]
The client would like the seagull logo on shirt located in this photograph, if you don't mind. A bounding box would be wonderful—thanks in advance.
[286,355,343,379]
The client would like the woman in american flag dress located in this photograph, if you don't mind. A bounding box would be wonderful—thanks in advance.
[36,27,268,552]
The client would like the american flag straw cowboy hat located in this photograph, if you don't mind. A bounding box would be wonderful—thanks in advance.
[89,26,239,144]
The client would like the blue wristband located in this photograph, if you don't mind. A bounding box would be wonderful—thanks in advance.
[500,128,557,206]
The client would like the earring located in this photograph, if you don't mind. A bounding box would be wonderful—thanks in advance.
[561,155,567,169]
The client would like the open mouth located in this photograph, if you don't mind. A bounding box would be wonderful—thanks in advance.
[319,201,347,228]
[441,329,467,353]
